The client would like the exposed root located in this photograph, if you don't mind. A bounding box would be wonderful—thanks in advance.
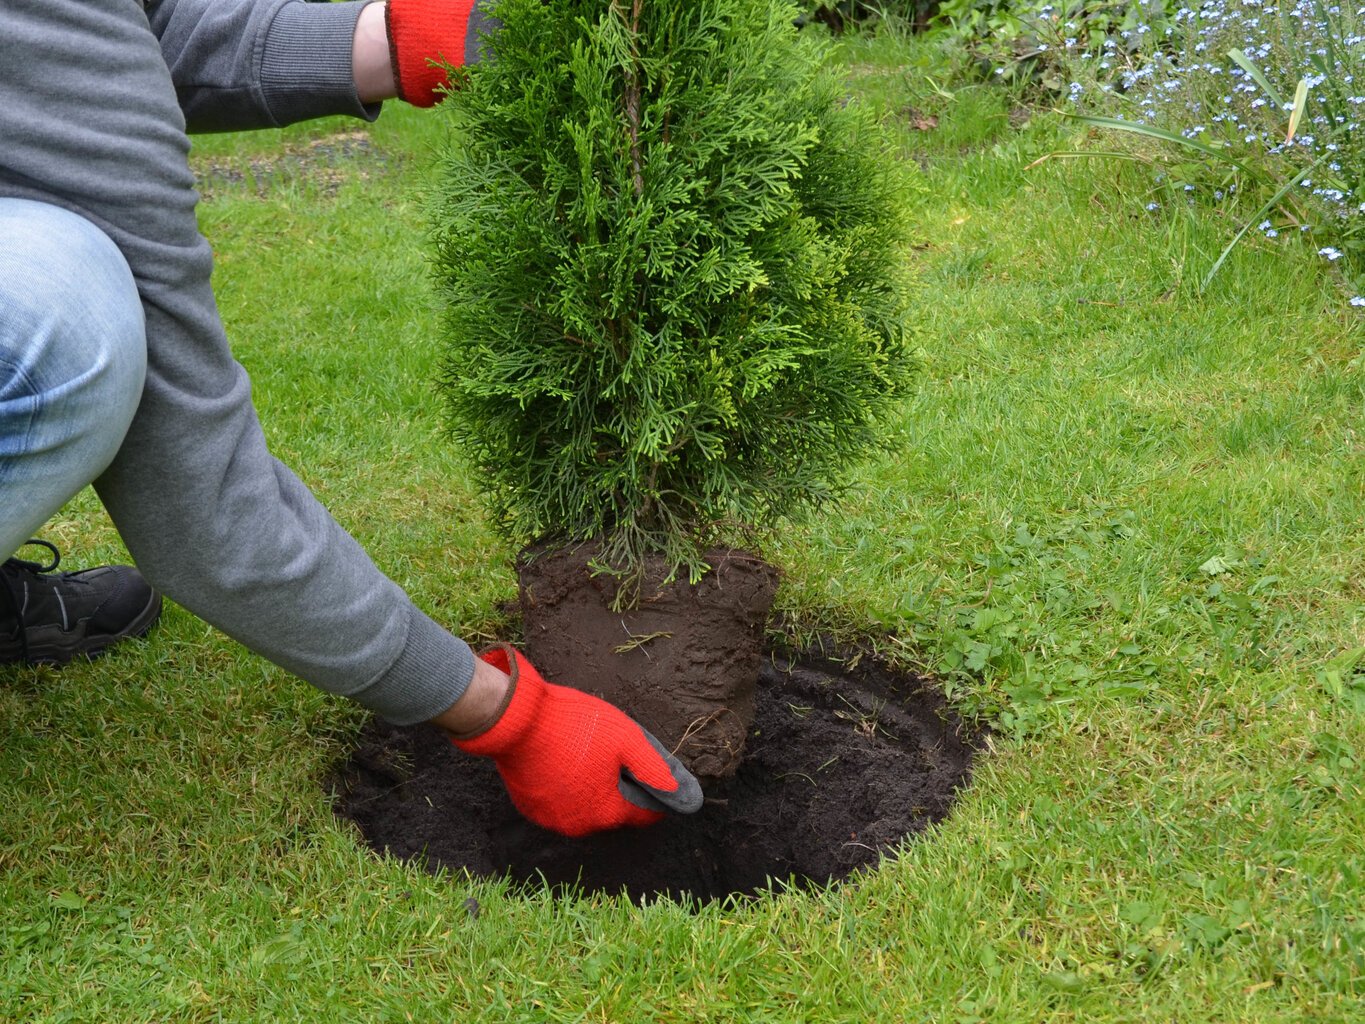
[671,707,734,756]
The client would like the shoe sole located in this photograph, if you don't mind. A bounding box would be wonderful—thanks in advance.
[15,591,163,666]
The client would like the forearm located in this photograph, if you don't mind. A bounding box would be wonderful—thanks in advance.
[146,0,381,132]
[147,0,491,131]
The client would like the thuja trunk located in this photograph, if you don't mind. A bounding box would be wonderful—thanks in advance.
[516,540,780,784]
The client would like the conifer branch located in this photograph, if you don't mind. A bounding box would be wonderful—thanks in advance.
[613,0,645,198]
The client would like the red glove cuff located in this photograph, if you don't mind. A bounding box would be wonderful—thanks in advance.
[386,0,479,107]
[450,644,542,755]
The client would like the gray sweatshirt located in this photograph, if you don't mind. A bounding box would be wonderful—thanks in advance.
[1,0,475,724]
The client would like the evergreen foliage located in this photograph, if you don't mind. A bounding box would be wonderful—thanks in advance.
[430,0,917,584]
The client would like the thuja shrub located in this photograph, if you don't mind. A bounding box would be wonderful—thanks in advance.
[430,0,918,581]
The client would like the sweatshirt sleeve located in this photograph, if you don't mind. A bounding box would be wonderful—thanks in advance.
[3,0,474,724]
[144,0,382,133]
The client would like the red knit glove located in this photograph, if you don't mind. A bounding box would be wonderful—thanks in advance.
[386,0,497,107]
[451,645,704,837]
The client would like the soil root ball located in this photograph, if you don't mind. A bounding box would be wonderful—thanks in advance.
[517,541,781,783]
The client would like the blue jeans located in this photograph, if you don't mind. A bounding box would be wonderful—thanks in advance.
[0,198,147,561]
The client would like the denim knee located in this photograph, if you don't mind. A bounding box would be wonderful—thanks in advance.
[0,199,146,552]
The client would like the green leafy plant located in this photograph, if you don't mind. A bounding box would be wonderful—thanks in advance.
[931,0,1179,90]
[796,1,943,35]
[430,0,918,585]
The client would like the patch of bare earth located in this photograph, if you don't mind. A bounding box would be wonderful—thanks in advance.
[192,130,388,200]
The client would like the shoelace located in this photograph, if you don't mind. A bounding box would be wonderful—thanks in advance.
[1,539,64,663]
[7,538,61,574]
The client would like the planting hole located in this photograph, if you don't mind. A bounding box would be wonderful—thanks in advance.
[332,645,979,903]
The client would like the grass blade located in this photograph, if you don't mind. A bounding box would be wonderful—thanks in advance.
[1286,78,1309,143]
[1066,114,1257,177]
[1229,49,1286,111]
[1025,150,1155,170]
[1201,158,1323,292]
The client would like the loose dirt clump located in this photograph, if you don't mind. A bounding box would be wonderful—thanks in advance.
[333,643,979,903]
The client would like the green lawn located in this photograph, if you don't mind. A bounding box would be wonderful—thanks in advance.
[2,33,1362,1022]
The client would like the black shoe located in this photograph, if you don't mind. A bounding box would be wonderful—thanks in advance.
[0,540,162,665]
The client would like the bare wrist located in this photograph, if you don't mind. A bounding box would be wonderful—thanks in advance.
[429,655,513,737]
[353,2,397,103]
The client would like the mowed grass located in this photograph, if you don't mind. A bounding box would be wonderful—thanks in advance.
[2,32,1363,1022]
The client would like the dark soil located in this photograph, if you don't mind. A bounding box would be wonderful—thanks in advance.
[332,643,979,903]
[517,542,780,783]
[193,129,387,200]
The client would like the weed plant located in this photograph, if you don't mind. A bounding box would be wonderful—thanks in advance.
[932,0,1178,88]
